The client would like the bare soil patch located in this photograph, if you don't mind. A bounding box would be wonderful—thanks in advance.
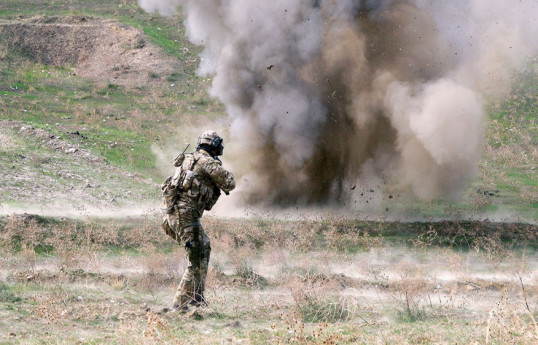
[0,16,177,86]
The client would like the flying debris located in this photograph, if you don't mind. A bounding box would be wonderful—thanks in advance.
[139,0,538,206]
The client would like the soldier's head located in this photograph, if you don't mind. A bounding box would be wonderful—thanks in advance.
[197,130,224,157]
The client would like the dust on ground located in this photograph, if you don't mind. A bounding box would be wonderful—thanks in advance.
[0,215,536,344]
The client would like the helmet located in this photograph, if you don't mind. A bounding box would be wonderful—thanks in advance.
[197,130,224,156]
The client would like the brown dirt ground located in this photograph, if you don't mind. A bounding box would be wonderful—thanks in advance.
[0,15,177,87]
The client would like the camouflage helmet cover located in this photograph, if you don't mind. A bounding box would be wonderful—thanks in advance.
[197,130,224,155]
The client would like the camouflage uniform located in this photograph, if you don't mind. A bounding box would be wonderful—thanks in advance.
[162,138,235,309]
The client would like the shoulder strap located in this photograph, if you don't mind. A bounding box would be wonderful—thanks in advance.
[190,152,204,172]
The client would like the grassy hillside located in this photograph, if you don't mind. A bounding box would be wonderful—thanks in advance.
[0,0,222,181]
[0,0,536,220]
[481,68,537,218]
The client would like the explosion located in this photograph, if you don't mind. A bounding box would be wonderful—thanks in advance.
[139,0,537,205]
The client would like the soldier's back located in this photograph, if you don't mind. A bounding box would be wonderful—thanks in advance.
[178,150,228,213]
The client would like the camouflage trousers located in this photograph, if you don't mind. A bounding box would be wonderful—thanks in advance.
[163,206,210,308]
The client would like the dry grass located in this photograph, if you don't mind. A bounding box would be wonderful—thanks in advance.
[0,214,536,344]
[485,295,538,344]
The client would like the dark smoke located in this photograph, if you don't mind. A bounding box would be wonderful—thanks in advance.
[139,0,538,205]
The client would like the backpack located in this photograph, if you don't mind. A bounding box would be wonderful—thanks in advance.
[161,152,200,214]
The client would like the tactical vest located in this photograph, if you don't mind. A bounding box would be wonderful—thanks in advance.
[161,151,221,214]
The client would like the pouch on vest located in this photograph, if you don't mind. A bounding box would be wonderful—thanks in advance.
[174,152,186,167]
[161,176,177,214]
[161,159,186,214]
[182,170,194,189]
[181,154,201,198]
[162,153,200,212]
[187,173,200,198]
[202,184,221,211]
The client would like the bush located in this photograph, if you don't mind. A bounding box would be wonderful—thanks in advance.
[299,297,351,323]
[0,283,22,303]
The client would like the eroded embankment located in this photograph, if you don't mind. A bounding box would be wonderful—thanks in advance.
[0,16,175,86]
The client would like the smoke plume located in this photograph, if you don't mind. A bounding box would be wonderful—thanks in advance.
[139,0,537,205]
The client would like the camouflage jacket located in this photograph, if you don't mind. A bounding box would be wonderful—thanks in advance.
[170,149,235,215]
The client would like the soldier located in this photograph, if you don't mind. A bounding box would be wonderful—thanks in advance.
[161,130,235,312]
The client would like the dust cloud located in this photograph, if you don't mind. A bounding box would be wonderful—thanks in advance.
[0,204,159,219]
[140,0,538,206]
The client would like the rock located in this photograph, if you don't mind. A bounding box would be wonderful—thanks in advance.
[225,321,243,329]
[65,148,78,154]
[477,189,498,197]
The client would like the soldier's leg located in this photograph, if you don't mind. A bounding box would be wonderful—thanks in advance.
[195,224,211,304]
[172,225,200,308]
[171,209,199,309]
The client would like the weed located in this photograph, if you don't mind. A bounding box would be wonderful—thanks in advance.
[142,311,170,341]
[288,275,355,323]
[273,311,345,344]
[0,214,536,343]
[391,259,430,322]
[0,283,22,303]
[485,294,538,344]
[234,263,268,288]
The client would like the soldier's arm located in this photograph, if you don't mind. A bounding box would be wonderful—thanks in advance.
[204,160,236,193]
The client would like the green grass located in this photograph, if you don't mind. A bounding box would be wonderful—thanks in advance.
[0,283,23,303]
[0,0,199,60]
[481,65,537,220]
[141,26,190,60]
[0,0,536,220]
[0,1,220,179]
[0,56,224,178]
[506,171,537,187]
[0,61,192,178]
